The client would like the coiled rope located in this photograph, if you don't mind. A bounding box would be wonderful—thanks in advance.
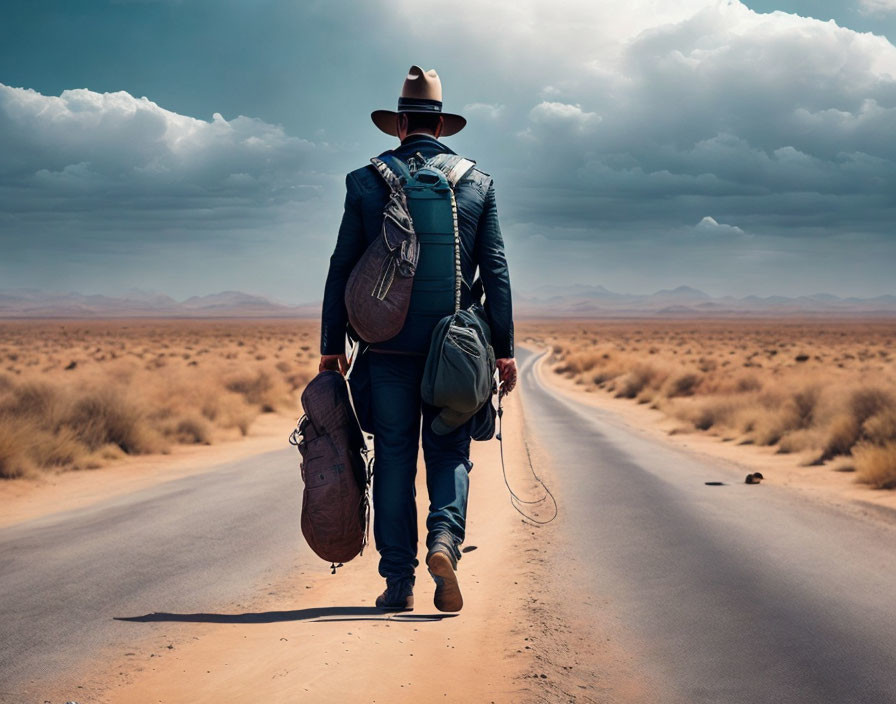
[496,383,559,525]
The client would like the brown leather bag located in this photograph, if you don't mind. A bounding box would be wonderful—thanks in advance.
[291,370,371,567]
[343,156,418,343]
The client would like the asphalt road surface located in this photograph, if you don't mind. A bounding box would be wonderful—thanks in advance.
[516,346,896,704]
[0,447,305,701]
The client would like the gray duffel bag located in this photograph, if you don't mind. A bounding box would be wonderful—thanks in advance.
[421,302,496,435]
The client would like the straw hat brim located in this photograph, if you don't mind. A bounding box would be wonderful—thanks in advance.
[371,109,467,137]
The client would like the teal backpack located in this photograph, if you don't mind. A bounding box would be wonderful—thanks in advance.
[344,152,476,353]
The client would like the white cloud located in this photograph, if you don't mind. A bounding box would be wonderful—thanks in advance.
[527,101,601,134]
[0,84,328,228]
[462,102,505,120]
[859,0,896,15]
[695,216,745,235]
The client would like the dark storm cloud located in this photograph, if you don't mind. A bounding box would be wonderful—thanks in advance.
[1,0,895,299]
[494,4,896,240]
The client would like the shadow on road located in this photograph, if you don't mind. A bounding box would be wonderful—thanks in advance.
[114,606,457,624]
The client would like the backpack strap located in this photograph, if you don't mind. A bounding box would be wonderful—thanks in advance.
[424,153,477,188]
[370,154,411,193]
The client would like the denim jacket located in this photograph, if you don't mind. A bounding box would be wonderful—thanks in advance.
[319,134,514,360]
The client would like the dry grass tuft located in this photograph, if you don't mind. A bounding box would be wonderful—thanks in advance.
[172,414,213,445]
[820,414,861,462]
[615,363,662,399]
[854,442,896,489]
[65,388,161,454]
[0,422,35,479]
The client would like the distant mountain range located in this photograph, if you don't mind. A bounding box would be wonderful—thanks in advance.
[0,289,319,318]
[515,284,896,317]
[0,285,894,318]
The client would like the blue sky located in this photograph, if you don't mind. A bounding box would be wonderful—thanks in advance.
[2,0,895,301]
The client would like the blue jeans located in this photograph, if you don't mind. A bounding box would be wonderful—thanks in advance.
[367,351,473,580]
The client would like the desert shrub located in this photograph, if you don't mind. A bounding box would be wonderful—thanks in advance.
[225,369,288,411]
[735,375,762,393]
[0,421,35,479]
[850,388,893,425]
[686,398,738,431]
[665,372,700,398]
[226,370,271,399]
[864,410,896,446]
[592,370,620,385]
[698,357,717,372]
[29,427,88,468]
[777,428,822,454]
[817,390,896,462]
[854,442,896,489]
[554,351,611,378]
[63,388,162,454]
[788,386,820,429]
[3,380,59,421]
[172,414,212,444]
[750,406,802,446]
[615,364,659,399]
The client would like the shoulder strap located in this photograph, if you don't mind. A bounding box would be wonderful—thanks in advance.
[370,154,411,193]
[424,153,477,188]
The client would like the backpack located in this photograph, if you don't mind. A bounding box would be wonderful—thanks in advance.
[291,370,372,567]
[344,152,476,350]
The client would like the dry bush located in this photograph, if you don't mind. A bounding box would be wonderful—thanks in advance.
[854,442,896,489]
[820,414,861,462]
[0,421,35,479]
[0,319,319,477]
[523,319,896,488]
[64,387,163,454]
[615,363,662,399]
[687,398,739,431]
[665,372,701,398]
[172,414,213,445]
[864,410,896,445]
[225,369,290,412]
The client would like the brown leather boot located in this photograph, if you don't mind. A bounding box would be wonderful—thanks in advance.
[375,576,414,611]
[426,537,463,612]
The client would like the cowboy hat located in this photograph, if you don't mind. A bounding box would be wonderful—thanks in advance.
[371,65,466,137]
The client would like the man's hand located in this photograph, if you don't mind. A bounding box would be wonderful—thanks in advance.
[496,358,517,395]
[319,353,349,376]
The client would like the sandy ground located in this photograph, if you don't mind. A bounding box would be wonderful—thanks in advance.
[17,376,642,704]
[540,349,896,520]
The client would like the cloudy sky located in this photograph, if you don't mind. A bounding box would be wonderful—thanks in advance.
[2,0,895,301]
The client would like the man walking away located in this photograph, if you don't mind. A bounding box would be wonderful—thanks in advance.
[318,66,516,612]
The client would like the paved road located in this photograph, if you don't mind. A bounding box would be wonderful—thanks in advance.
[0,447,305,701]
[516,346,896,704]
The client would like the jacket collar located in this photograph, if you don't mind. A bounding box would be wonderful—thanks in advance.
[381,133,456,158]
[401,133,451,149]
